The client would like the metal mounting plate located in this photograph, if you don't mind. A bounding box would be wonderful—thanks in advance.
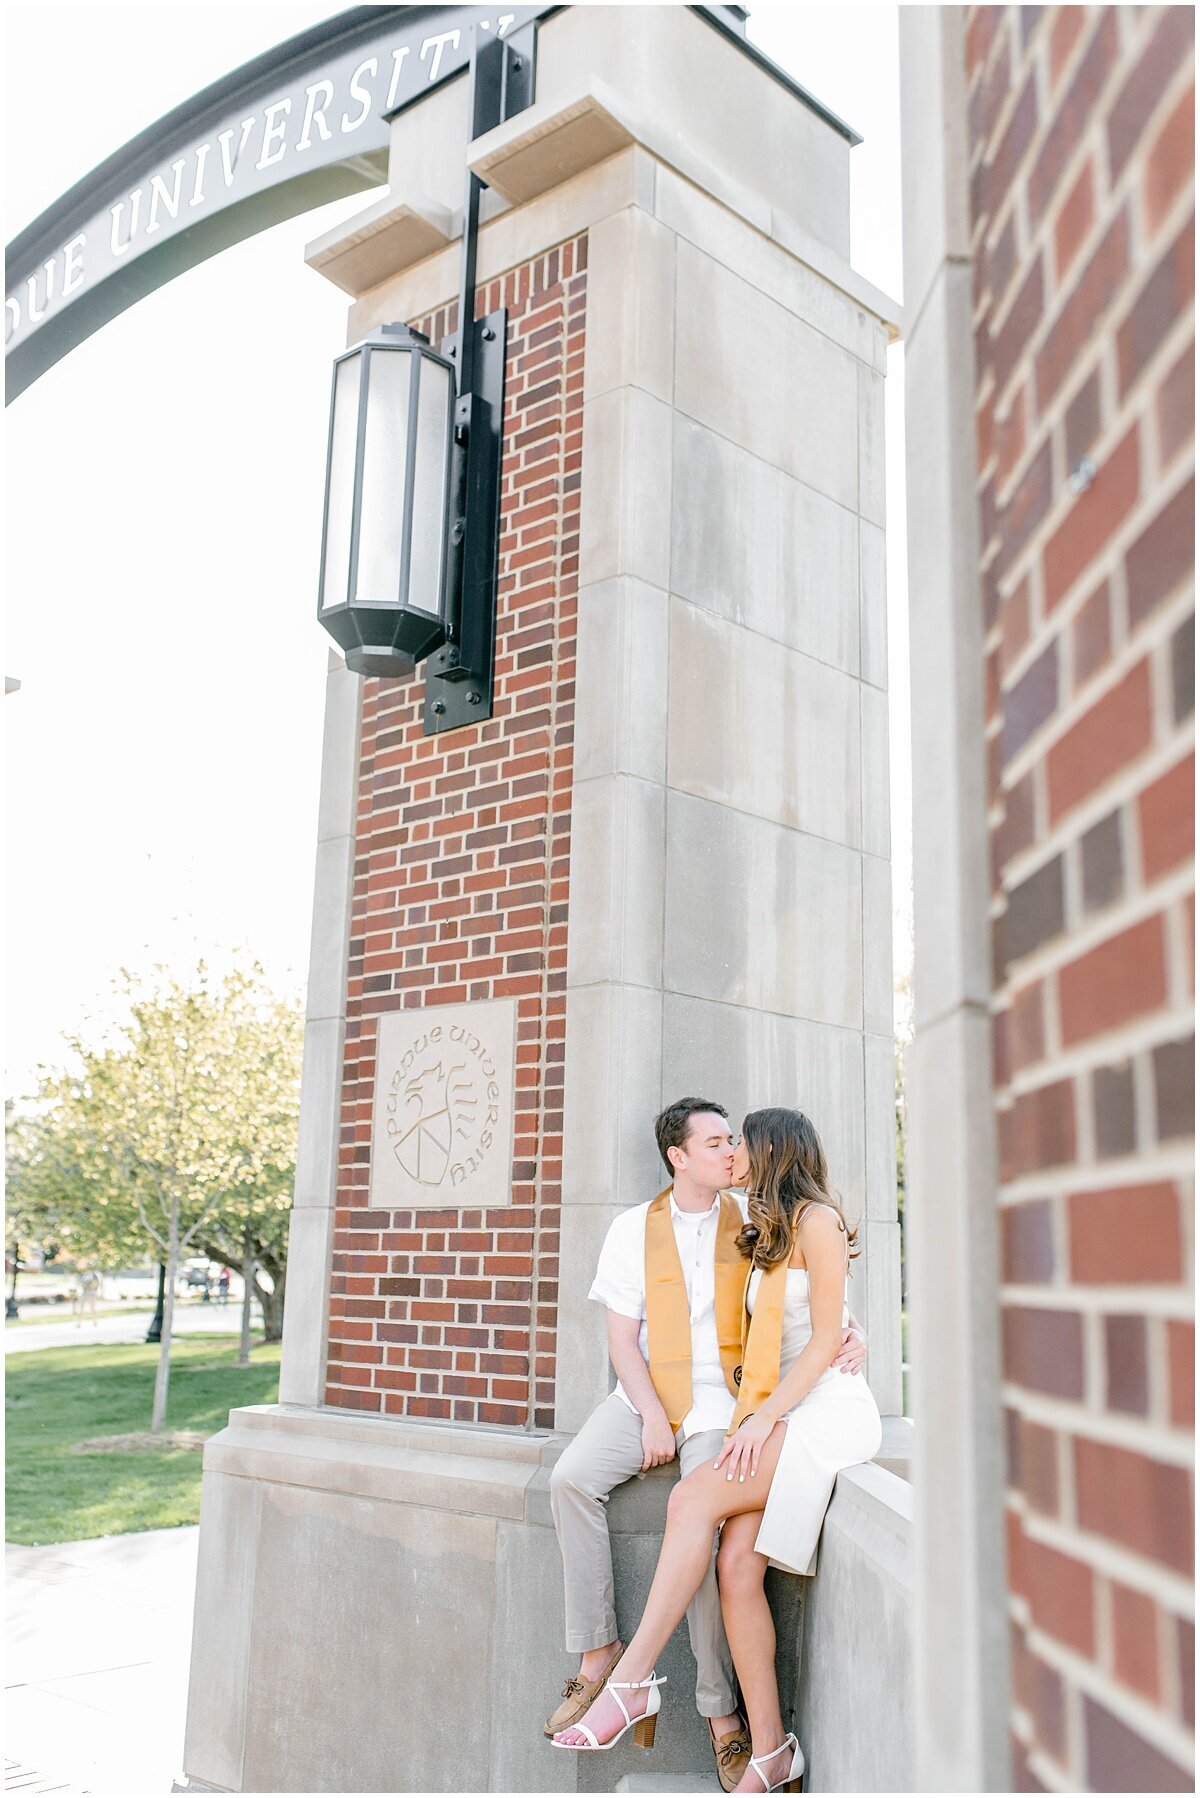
[424,307,507,736]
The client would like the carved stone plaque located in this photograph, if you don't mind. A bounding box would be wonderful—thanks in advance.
[369,998,518,1210]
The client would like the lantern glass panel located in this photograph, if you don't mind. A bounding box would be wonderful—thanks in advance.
[356,347,412,604]
[320,351,362,612]
[407,356,453,619]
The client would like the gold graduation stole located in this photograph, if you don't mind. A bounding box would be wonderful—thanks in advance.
[644,1186,787,1434]
[728,1257,789,1433]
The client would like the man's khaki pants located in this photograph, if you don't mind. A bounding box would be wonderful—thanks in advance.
[549,1393,737,1718]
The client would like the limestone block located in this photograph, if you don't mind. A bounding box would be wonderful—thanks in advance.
[239,1485,497,1793]
[585,207,676,404]
[616,1775,721,1793]
[667,600,861,846]
[857,1217,903,1415]
[663,794,863,1032]
[899,7,973,320]
[315,657,362,845]
[878,1413,915,1478]
[799,1463,913,1791]
[304,192,454,297]
[575,578,669,784]
[906,1007,1005,1486]
[491,1518,579,1791]
[860,518,888,690]
[861,681,892,860]
[205,1406,541,1517]
[277,1206,333,1406]
[385,55,472,215]
[864,1031,899,1224]
[536,5,852,257]
[560,982,665,1208]
[654,165,891,370]
[674,243,859,513]
[669,416,859,677]
[293,1016,345,1209]
[369,999,519,1211]
[567,776,667,990]
[905,1005,1009,1787]
[182,1415,912,1795]
[660,994,866,1220]
[858,359,886,528]
[305,834,356,1022]
[905,264,992,1025]
[183,1469,262,1793]
[343,147,646,334]
[470,83,637,206]
[555,1201,627,1432]
[863,851,894,1038]
[580,386,673,590]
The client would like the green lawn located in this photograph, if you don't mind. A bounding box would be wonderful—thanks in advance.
[6,1335,280,1545]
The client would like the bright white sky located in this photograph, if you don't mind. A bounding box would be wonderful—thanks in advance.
[5,2,910,1099]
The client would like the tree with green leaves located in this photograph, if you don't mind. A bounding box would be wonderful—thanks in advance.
[7,961,302,1430]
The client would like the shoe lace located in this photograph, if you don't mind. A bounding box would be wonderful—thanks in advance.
[718,1739,748,1769]
[561,1675,585,1700]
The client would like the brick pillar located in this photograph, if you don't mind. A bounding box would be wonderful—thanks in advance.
[963,5,1194,1789]
[323,247,586,1429]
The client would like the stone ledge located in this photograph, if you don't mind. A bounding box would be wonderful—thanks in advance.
[310,74,902,335]
[304,189,453,296]
[208,1405,913,1540]
[469,81,637,205]
[203,1403,550,1520]
[469,76,902,338]
[617,1777,722,1793]
[830,1458,914,1576]
[877,1411,914,1480]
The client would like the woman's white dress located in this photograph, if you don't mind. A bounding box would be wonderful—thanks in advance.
[746,1264,883,1576]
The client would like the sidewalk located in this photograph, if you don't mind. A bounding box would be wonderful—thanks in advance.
[5,1527,198,1795]
[5,1305,258,1356]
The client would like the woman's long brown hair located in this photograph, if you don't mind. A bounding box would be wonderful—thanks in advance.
[735,1107,860,1270]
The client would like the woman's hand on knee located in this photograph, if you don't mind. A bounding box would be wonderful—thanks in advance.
[713,1414,775,1484]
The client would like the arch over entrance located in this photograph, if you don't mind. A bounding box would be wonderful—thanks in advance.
[3,4,549,402]
[4,2,847,405]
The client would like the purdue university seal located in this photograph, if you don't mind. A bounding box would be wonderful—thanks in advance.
[370,999,518,1210]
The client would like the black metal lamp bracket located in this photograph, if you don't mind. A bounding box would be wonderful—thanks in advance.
[423,21,537,736]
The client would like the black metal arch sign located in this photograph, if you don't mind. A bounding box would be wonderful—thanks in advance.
[4,4,549,403]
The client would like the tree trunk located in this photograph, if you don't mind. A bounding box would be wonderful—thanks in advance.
[254,1264,285,1341]
[151,1213,179,1434]
[239,1237,255,1368]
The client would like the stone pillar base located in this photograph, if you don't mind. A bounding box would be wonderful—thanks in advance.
[182,1406,910,1793]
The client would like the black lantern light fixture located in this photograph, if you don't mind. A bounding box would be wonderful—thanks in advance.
[318,324,456,670]
[316,20,538,735]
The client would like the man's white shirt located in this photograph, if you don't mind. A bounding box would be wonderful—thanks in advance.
[588,1190,749,1440]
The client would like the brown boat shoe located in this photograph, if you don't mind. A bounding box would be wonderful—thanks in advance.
[543,1641,626,1738]
[709,1716,753,1792]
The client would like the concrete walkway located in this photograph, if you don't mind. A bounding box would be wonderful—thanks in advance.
[5,1527,198,1795]
[5,1306,258,1356]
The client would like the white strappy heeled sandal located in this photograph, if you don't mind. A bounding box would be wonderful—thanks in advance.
[550,1671,666,1751]
[746,1731,805,1792]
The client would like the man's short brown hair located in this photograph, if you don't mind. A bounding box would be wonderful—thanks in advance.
[654,1097,729,1173]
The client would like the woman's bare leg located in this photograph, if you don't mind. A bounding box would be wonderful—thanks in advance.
[555,1425,788,1748]
[716,1512,790,1791]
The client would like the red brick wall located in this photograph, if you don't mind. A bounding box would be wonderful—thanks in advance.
[968,7,1194,1789]
[324,235,587,1430]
